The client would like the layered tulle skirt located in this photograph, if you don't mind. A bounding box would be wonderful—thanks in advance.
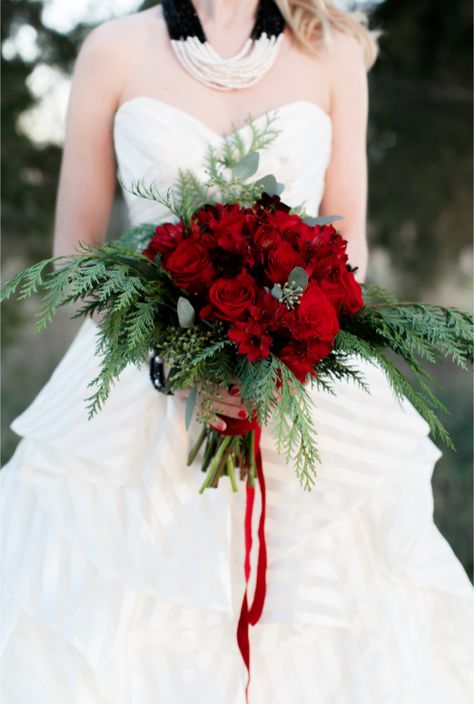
[1,317,473,703]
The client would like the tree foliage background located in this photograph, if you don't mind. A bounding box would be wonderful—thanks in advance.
[1,0,473,577]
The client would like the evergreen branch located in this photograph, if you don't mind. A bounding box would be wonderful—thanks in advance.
[116,222,157,250]
[312,353,372,396]
[1,256,61,301]
[335,329,455,448]
[272,359,320,491]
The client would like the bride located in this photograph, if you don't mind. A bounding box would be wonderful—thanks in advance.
[2,1,473,702]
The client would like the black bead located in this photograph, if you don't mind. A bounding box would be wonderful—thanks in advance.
[161,0,286,43]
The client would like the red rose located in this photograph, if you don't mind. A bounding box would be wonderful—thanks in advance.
[319,263,364,316]
[265,241,305,286]
[228,320,273,361]
[164,239,216,293]
[143,221,185,262]
[200,272,257,322]
[279,339,333,383]
[284,281,340,342]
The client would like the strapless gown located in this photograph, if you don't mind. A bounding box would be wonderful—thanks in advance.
[1,98,473,704]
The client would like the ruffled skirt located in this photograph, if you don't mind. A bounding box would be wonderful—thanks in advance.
[1,317,473,703]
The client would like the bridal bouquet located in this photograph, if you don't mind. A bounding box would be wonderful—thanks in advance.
[2,115,473,494]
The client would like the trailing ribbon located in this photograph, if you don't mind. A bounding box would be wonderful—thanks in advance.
[215,417,267,702]
[236,425,267,703]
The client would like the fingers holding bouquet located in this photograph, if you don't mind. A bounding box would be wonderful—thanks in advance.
[176,383,248,431]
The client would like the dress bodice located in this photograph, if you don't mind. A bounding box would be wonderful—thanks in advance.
[112,97,333,226]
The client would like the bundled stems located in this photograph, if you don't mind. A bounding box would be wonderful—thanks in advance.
[226,455,238,492]
[187,426,255,492]
[187,425,208,466]
[199,435,233,493]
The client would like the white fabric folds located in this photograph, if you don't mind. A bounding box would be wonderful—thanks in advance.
[1,99,473,703]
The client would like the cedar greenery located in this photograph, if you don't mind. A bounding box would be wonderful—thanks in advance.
[1,113,472,491]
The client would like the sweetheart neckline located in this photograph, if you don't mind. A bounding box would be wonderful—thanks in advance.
[113,96,332,140]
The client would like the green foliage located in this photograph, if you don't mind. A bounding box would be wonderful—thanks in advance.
[116,223,158,251]
[121,111,283,223]
[334,290,474,449]
[272,360,321,492]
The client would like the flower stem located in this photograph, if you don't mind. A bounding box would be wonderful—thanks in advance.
[201,431,218,473]
[210,440,235,488]
[199,435,232,494]
[187,425,208,466]
[226,455,238,492]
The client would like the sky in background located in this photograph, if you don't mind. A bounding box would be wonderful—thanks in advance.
[3,0,375,145]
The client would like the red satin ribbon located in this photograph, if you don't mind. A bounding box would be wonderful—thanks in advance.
[215,417,267,702]
[236,425,267,703]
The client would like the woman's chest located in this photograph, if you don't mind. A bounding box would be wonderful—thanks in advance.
[118,19,331,137]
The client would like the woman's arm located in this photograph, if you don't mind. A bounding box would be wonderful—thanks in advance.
[52,22,128,261]
[319,31,369,283]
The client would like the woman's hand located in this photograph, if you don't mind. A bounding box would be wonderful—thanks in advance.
[175,383,247,432]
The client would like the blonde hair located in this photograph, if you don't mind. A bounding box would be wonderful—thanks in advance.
[274,0,382,70]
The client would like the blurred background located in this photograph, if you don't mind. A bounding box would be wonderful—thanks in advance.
[1,0,473,578]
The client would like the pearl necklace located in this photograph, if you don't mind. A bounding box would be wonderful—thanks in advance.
[161,0,286,91]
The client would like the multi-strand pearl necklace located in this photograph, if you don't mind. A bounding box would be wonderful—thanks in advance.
[161,0,286,91]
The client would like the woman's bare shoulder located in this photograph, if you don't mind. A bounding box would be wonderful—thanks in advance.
[77,6,165,63]
[325,28,366,74]
[305,27,365,76]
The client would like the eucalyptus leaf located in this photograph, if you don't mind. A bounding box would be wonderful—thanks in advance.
[288,266,308,291]
[271,283,283,301]
[177,297,195,328]
[185,386,197,431]
[234,151,259,179]
[254,174,285,197]
[303,214,344,226]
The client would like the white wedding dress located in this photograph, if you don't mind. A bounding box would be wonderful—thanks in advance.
[1,98,473,704]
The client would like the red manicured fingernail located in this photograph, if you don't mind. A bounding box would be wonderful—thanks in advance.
[230,386,240,396]
[210,421,226,431]
[238,410,248,419]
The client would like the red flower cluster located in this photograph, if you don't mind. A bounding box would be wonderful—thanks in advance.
[143,195,364,383]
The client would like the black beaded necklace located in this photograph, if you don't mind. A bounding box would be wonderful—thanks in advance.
[161,0,286,91]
